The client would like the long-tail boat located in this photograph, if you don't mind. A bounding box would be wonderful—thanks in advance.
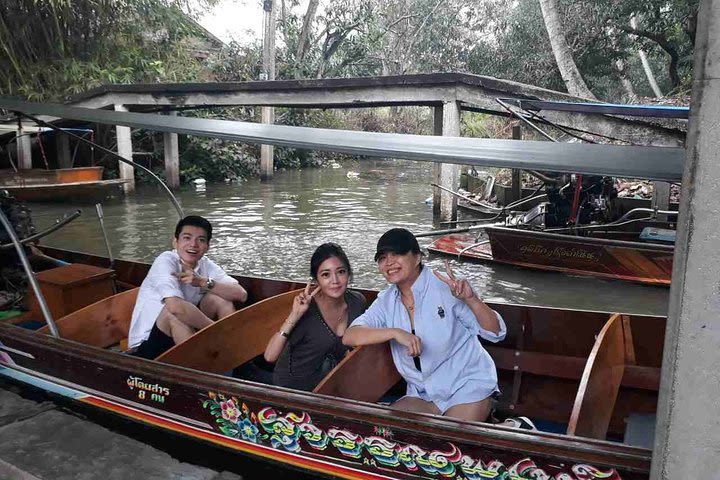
[427,224,674,286]
[428,98,683,286]
[1,245,663,480]
[0,98,683,479]
[428,176,677,286]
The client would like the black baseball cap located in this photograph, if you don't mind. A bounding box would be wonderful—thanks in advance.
[374,228,421,261]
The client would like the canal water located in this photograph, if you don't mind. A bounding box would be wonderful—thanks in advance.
[31,159,668,316]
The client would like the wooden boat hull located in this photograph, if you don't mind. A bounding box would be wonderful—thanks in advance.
[0,167,104,184]
[1,179,128,202]
[0,321,651,480]
[427,227,673,286]
[1,246,665,479]
[0,167,127,202]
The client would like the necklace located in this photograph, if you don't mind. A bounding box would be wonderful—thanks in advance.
[401,293,414,312]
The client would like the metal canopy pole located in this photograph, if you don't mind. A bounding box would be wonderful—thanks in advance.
[95,203,115,269]
[0,208,59,338]
[0,97,686,182]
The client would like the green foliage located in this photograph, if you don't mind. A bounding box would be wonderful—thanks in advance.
[206,40,263,82]
[181,135,260,182]
[274,109,354,169]
[461,113,508,139]
[0,0,217,100]
[467,0,699,99]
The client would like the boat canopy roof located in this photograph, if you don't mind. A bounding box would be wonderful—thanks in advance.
[0,98,684,182]
[501,98,690,119]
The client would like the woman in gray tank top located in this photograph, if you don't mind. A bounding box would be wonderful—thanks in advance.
[264,243,366,391]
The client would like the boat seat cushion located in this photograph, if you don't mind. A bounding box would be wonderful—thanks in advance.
[623,413,656,449]
[640,227,676,243]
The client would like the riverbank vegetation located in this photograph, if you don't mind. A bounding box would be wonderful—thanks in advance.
[0,0,697,183]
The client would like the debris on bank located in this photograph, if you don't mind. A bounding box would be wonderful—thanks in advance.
[615,179,682,203]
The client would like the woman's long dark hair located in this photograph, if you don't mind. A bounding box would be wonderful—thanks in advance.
[310,243,353,280]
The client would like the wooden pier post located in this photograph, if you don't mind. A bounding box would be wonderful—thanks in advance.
[163,111,180,189]
[56,132,72,168]
[432,101,461,225]
[114,104,135,192]
[651,1,720,477]
[16,128,32,170]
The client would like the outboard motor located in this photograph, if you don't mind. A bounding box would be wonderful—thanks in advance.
[511,176,617,229]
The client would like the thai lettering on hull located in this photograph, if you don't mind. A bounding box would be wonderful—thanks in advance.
[126,375,171,403]
[518,244,602,263]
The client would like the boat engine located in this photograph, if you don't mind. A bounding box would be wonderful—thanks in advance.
[0,191,35,245]
[0,192,36,309]
[511,175,617,229]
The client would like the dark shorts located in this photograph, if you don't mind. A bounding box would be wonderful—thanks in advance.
[131,323,175,360]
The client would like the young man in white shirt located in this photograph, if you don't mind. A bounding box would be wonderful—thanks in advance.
[128,215,248,359]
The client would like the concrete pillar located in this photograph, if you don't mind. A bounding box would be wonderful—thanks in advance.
[260,0,277,181]
[16,129,32,170]
[432,106,443,217]
[650,1,720,478]
[511,125,522,203]
[114,104,135,192]
[651,181,671,221]
[432,101,461,224]
[163,111,180,188]
[650,138,679,221]
[56,132,72,168]
[260,107,275,181]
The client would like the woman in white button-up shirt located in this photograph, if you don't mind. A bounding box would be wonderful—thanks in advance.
[344,228,506,422]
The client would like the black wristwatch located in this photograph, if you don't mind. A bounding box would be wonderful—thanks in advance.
[205,277,216,290]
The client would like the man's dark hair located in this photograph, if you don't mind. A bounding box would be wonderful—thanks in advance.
[310,243,353,280]
[174,215,213,241]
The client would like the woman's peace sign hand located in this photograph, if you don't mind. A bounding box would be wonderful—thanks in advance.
[433,260,475,301]
[289,281,321,322]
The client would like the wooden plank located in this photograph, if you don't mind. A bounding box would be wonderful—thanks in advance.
[567,314,632,439]
[157,289,300,371]
[486,346,659,391]
[509,307,528,407]
[314,342,401,402]
[37,288,138,348]
[622,314,637,365]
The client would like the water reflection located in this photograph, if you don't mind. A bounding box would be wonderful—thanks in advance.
[32,159,668,316]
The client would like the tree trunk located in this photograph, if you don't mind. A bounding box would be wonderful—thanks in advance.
[295,0,319,79]
[630,17,663,98]
[538,0,597,99]
[606,29,637,101]
[280,0,288,46]
[614,57,638,101]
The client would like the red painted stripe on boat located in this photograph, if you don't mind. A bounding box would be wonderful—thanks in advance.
[80,396,392,480]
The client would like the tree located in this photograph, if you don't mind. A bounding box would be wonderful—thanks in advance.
[0,0,218,100]
[538,0,597,99]
[468,0,697,101]
[294,0,320,78]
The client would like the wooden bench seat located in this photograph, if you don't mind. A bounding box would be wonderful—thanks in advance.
[157,289,299,371]
[314,342,401,401]
[37,288,138,349]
